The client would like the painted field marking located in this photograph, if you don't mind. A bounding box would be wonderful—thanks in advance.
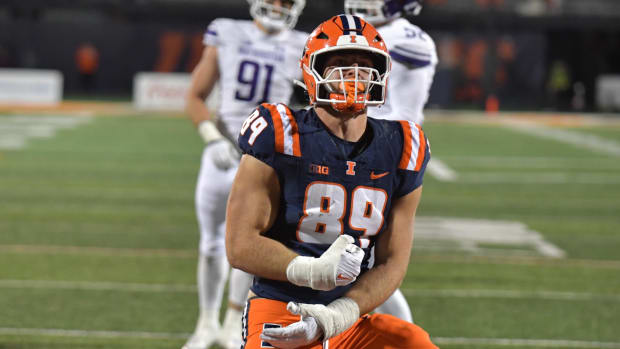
[427,157,458,182]
[401,288,620,302]
[3,280,619,303]
[507,122,620,157]
[0,244,196,258]
[0,327,188,340]
[0,280,196,293]
[4,243,620,269]
[415,217,566,258]
[1,215,566,261]
[433,337,620,348]
[1,327,619,348]
[0,115,92,150]
[457,172,620,184]
[440,156,620,169]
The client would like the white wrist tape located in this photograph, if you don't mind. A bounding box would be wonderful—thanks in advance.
[286,255,318,288]
[198,120,223,144]
[286,297,360,340]
[323,297,360,338]
[286,235,362,291]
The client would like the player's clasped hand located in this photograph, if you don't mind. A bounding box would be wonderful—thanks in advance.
[286,235,365,291]
[209,140,241,170]
[260,311,321,349]
[260,298,361,347]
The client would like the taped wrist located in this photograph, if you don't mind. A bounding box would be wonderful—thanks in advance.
[321,298,360,339]
[286,256,315,288]
[198,120,223,144]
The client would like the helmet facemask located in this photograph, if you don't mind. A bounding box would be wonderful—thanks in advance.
[248,0,305,32]
[307,48,390,113]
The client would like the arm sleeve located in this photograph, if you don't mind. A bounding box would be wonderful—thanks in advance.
[238,104,277,168]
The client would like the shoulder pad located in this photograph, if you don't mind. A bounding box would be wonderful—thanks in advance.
[238,103,301,158]
[388,24,437,67]
[205,18,227,46]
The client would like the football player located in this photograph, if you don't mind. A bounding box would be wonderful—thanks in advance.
[227,14,437,348]
[183,1,307,348]
[344,0,437,323]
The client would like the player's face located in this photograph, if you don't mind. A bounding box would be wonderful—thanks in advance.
[265,0,294,15]
[322,52,375,93]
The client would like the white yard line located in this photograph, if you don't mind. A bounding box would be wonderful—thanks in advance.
[1,327,619,348]
[507,122,620,157]
[401,288,620,302]
[0,244,196,258]
[0,327,188,340]
[457,172,620,184]
[2,280,619,303]
[0,280,196,293]
[440,156,619,169]
[3,244,620,269]
[0,115,92,150]
[433,337,620,348]
[427,157,459,181]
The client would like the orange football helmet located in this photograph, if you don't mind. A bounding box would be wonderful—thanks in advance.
[300,14,391,113]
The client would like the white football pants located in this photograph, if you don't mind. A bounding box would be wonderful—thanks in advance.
[194,145,253,317]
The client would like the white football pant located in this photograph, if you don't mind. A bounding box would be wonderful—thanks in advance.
[193,145,253,335]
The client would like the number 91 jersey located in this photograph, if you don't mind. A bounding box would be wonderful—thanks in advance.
[238,103,430,305]
[205,19,307,136]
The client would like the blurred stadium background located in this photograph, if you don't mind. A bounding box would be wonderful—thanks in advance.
[1,0,619,348]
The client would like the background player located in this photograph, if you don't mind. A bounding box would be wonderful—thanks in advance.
[183,1,307,348]
[344,0,437,323]
[227,15,437,348]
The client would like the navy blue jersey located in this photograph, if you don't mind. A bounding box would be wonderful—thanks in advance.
[238,103,430,305]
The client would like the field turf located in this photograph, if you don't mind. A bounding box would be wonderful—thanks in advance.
[1,110,619,349]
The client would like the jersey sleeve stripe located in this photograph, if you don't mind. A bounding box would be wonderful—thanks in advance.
[390,51,431,68]
[278,104,302,157]
[414,124,427,171]
[263,103,285,154]
[398,120,413,170]
[394,45,431,58]
[400,121,425,171]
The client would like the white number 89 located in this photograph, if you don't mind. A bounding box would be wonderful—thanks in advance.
[296,181,387,248]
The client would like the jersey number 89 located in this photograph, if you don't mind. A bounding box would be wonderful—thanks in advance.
[297,182,387,248]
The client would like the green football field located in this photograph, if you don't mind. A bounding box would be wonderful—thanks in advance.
[1,109,619,349]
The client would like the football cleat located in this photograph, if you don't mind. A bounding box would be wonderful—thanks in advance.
[182,330,219,349]
[218,308,243,349]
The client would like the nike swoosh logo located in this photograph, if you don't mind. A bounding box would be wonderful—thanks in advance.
[337,274,353,281]
[370,171,389,180]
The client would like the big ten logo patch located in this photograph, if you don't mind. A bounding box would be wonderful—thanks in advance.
[309,163,329,175]
[154,31,204,73]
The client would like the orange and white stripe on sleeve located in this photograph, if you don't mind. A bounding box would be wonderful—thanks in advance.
[398,120,428,171]
[261,103,302,157]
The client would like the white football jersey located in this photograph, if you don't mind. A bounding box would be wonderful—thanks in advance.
[205,19,307,136]
[369,18,438,125]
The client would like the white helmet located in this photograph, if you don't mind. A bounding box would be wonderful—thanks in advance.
[248,0,306,32]
[345,0,423,25]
